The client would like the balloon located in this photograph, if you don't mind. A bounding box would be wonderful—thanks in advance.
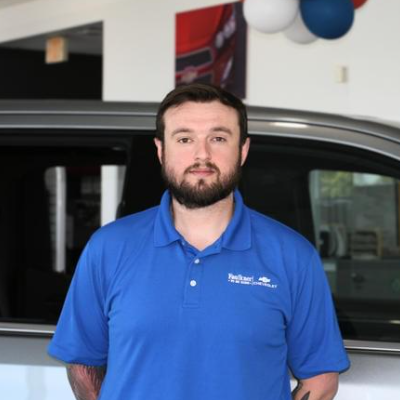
[284,11,318,44]
[244,0,299,34]
[301,0,354,40]
[352,0,368,9]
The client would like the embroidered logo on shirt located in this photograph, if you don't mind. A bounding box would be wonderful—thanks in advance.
[227,273,278,289]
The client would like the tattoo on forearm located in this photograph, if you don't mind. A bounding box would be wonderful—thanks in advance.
[67,364,106,400]
[292,382,311,400]
[300,392,311,400]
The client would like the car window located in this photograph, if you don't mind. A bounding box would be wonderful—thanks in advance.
[242,136,400,343]
[0,144,127,325]
[310,170,400,342]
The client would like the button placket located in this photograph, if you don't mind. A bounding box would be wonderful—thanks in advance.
[183,257,203,307]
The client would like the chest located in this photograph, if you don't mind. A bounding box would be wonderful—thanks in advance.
[106,245,291,349]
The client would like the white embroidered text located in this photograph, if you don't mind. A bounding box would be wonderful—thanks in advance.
[227,273,278,289]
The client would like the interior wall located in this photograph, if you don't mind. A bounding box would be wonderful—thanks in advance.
[246,0,400,119]
[0,0,398,120]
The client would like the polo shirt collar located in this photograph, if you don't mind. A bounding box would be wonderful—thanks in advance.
[154,190,251,251]
[221,190,251,251]
[154,191,181,247]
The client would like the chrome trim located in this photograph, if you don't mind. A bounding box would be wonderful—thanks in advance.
[0,323,55,338]
[249,128,400,163]
[344,339,400,355]
[54,166,67,273]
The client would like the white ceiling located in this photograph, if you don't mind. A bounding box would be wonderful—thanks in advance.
[0,0,35,8]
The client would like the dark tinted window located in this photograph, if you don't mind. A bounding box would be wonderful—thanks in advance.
[241,137,400,343]
[0,144,127,324]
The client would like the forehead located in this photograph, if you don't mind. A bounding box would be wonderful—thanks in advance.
[163,101,239,132]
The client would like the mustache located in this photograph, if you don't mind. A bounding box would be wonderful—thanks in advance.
[184,162,220,174]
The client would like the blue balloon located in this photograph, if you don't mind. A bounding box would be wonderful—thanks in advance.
[300,0,354,40]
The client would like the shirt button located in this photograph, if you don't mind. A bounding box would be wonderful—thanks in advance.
[190,280,197,287]
[194,258,200,264]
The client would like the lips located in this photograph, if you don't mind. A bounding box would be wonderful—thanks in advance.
[190,167,214,173]
[185,163,219,176]
[190,169,215,177]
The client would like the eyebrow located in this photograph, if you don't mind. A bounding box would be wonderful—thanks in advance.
[170,126,233,136]
[211,126,233,135]
[171,128,193,137]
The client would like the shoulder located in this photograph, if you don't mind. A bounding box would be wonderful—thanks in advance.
[249,208,313,248]
[247,207,317,266]
[88,206,159,253]
[77,206,159,287]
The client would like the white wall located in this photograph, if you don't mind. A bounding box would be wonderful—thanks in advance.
[103,0,232,102]
[246,0,400,120]
[0,0,399,120]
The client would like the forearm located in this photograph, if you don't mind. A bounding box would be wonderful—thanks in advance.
[292,372,339,400]
[67,364,106,400]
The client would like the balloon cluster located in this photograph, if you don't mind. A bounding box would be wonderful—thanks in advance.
[243,0,368,44]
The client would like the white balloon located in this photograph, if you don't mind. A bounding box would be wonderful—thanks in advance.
[284,11,317,44]
[244,0,299,34]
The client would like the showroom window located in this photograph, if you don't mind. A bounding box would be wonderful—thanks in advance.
[0,144,127,325]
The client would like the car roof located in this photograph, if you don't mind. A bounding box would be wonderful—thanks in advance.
[0,100,399,145]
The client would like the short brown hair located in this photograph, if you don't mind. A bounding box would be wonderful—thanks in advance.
[156,83,248,145]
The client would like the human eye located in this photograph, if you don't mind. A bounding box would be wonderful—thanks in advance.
[177,137,192,144]
[212,136,227,143]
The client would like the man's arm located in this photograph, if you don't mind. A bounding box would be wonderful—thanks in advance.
[292,372,339,400]
[66,364,106,400]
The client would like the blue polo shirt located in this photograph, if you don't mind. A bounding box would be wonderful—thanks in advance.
[48,190,349,400]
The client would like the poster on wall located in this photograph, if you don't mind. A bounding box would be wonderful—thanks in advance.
[175,1,247,99]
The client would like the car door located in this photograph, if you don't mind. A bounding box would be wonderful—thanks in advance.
[242,111,400,399]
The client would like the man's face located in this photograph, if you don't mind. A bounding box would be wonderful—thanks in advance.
[154,101,250,209]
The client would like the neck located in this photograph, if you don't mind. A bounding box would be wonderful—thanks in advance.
[171,193,235,251]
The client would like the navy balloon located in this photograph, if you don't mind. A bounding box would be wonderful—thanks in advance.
[301,0,354,40]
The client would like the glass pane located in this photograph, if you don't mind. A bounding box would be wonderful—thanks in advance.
[310,170,400,342]
[0,146,126,325]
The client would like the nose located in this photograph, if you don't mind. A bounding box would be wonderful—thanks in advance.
[194,138,211,161]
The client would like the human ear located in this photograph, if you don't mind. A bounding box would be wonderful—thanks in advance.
[154,138,163,164]
[240,137,251,166]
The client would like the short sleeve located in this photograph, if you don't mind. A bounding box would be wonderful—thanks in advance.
[48,239,108,366]
[286,250,350,379]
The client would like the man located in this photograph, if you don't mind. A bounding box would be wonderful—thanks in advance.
[48,83,349,400]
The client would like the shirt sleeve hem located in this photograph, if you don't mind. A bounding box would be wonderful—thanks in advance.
[48,342,107,367]
[291,358,351,380]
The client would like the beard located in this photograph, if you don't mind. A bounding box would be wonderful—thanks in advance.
[161,154,242,209]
